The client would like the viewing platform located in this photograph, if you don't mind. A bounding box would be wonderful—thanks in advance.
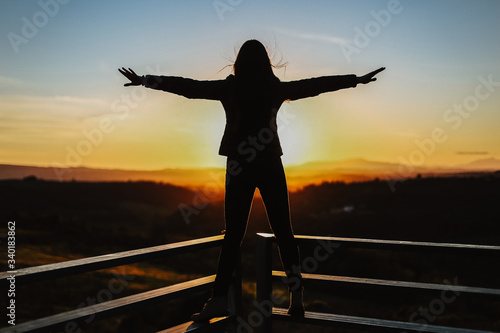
[1,234,500,332]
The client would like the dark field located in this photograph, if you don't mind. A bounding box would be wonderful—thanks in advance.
[1,175,499,332]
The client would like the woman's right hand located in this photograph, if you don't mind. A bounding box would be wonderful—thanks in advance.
[118,67,142,86]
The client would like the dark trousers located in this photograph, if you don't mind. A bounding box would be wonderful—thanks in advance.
[213,156,301,296]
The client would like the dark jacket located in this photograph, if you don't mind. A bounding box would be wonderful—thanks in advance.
[143,74,357,159]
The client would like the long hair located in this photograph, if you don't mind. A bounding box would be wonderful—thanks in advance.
[233,40,278,81]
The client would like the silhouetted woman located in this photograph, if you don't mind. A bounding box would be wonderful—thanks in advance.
[119,39,384,321]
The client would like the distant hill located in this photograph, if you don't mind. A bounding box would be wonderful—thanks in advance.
[1,157,498,190]
[459,157,500,170]
[284,157,499,187]
[0,163,223,187]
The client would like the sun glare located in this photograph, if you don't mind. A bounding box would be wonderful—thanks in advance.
[278,112,312,167]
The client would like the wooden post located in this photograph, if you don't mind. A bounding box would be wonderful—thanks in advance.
[256,233,274,333]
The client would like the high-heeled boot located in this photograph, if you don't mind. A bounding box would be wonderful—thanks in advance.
[287,285,304,316]
[191,296,229,322]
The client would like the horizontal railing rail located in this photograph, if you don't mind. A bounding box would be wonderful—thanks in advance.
[0,235,225,285]
[271,308,497,333]
[293,234,500,254]
[272,270,500,297]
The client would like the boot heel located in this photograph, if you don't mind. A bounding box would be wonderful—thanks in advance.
[287,289,304,317]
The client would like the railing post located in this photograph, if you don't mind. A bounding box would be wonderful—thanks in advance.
[256,233,273,333]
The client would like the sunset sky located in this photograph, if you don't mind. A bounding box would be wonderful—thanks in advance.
[1,0,499,172]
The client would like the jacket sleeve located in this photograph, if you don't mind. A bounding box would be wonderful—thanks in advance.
[279,75,358,101]
[142,75,226,100]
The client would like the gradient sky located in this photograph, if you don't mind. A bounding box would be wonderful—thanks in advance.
[1,0,499,171]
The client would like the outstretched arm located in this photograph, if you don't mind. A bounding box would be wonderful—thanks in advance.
[118,67,225,100]
[280,67,385,101]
